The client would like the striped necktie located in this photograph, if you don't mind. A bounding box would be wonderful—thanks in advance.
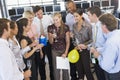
[93,24,98,48]
[40,19,44,35]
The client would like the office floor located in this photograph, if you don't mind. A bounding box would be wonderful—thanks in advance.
[38,56,98,80]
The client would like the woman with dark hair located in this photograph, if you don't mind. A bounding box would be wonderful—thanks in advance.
[8,21,32,78]
[71,9,94,80]
[16,18,43,80]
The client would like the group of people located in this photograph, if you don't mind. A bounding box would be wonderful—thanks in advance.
[0,0,120,80]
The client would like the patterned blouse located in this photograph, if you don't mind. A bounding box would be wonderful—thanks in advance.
[48,24,70,51]
[8,36,25,71]
[72,20,92,46]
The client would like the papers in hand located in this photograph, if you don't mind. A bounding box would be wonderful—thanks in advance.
[56,56,70,70]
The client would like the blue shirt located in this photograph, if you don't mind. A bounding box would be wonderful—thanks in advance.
[98,30,120,73]
[66,13,75,31]
[93,21,106,48]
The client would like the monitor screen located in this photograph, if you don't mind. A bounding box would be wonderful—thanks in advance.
[17,8,24,14]
[8,9,16,16]
[45,6,53,12]
[54,5,61,12]
[76,3,81,9]
[10,15,22,21]
[93,2,100,7]
[102,1,109,7]
[82,2,89,9]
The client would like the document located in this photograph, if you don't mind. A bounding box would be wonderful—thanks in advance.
[56,56,70,69]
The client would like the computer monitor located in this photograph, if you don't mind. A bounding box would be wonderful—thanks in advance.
[45,5,53,12]
[76,3,82,9]
[93,2,100,7]
[17,8,24,15]
[82,2,89,9]
[10,15,22,21]
[54,5,61,12]
[8,9,16,16]
[65,0,69,1]
[102,1,109,7]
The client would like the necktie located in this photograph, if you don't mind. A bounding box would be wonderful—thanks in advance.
[40,19,44,35]
[93,24,98,48]
[91,24,98,64]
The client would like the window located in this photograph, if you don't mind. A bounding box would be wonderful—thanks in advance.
[18,0,30,4]
[7,0,18,6]
[7,0,54,8]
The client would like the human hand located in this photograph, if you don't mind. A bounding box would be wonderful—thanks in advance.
[70,32,74,38]
[23,69,31,78]
[90,47,99,58]
[36,44,44,49]
[78,44,87,49]
[40,49,44,59]
[75,45,82,51]
[52,33,57,38]
[61,53,67,58]
[29,41,38,48]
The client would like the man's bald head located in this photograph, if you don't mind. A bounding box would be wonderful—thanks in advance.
[66,1,76,14]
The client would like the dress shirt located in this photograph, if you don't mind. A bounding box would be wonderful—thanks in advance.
[66,13,75,31]
[72,20,92,46]
[92,21,106,48]
[27,23,38,39]
[98,30,120,73]
[0,38,23,80]
[33,15,53,39]
[8,36,26,71]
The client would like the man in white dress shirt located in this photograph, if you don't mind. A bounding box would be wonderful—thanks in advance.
[0,18,31,80]
[33,6,54,80]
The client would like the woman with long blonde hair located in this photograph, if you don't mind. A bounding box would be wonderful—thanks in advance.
[48,13,70,80]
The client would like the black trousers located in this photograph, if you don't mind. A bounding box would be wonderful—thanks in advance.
[104,71,120,80]
[24,56,37,80]
[70,63,78,80]
[35,51,46,80]
[43,42,54,80]
[69,38,78,80]
[76,49,94,80]
[94,64,106,80]
[35,42,54,80]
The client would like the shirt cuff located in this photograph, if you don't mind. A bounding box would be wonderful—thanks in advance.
[97,55,101,62]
